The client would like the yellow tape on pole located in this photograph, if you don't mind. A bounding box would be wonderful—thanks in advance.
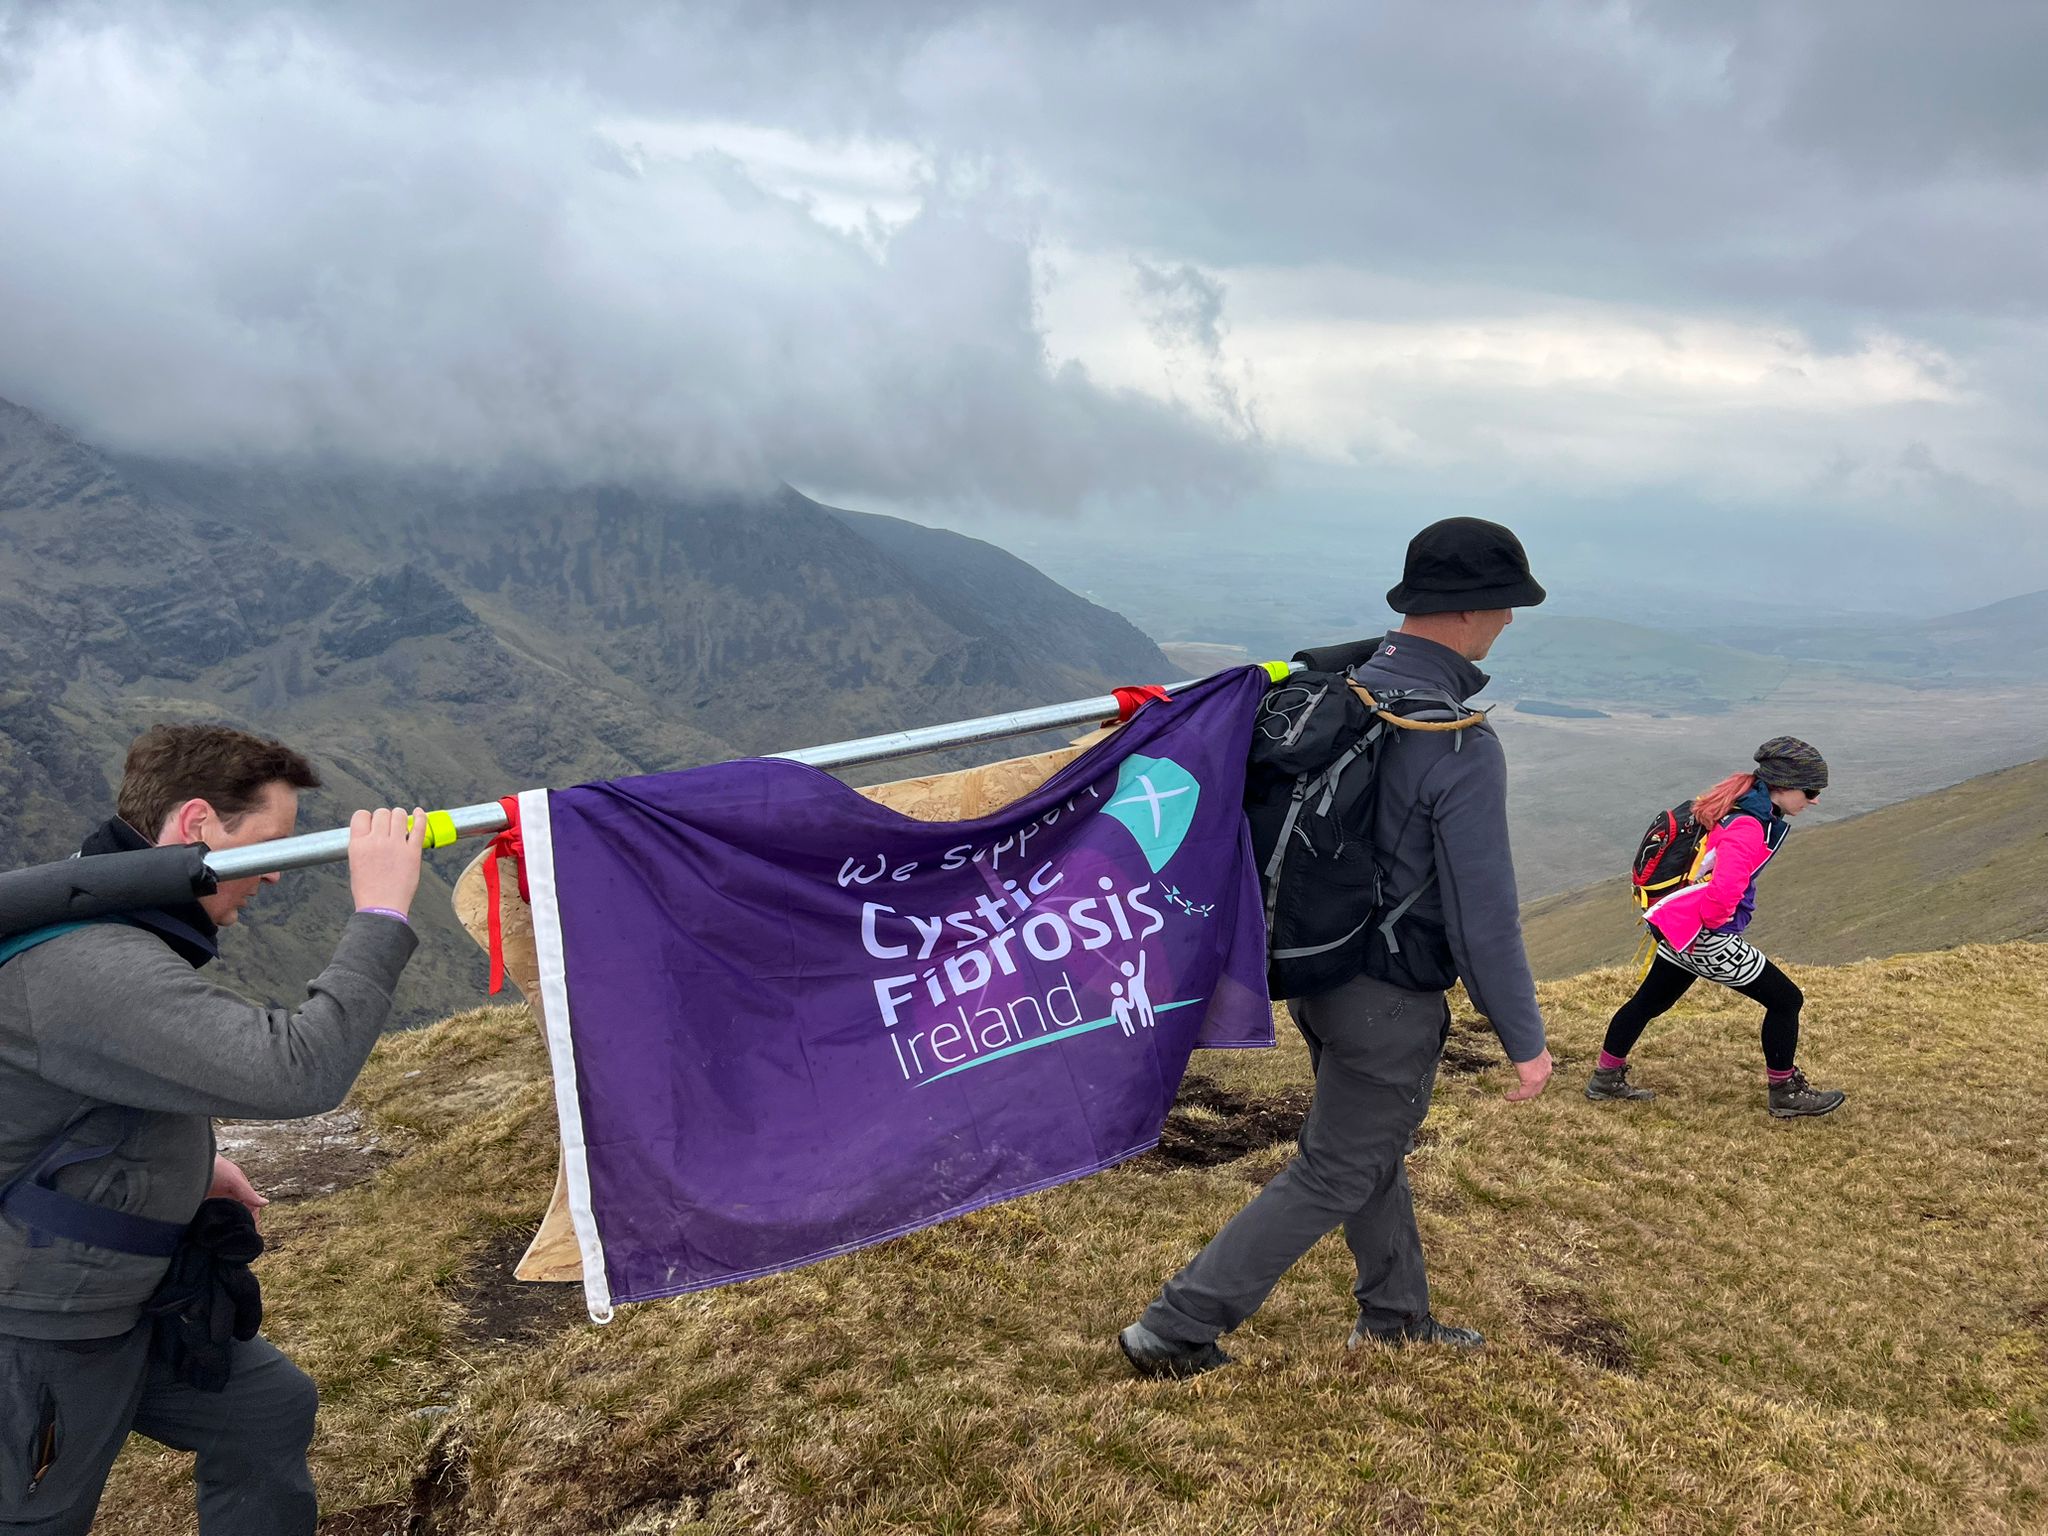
[1262,660,1292,682]
[406,811,461,848]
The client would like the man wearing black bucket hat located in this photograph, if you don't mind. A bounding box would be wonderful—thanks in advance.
[1385,513,1551,615]
[1121,517,1553,1378]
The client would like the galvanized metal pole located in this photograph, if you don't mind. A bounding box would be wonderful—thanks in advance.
[204,664,1299,882]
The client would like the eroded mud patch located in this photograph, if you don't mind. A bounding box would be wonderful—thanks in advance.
[1436,1040,1496,1075]
[1438,1014,1506,1076]
[1143,1076,1313,1169]
[448,1229,585,1346]
[215,1107,398,1203]
[370,1424,740,1536]
[1523,1285,1637,1374]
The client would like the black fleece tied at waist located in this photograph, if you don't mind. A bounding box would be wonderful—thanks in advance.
[144,1197,265,1392]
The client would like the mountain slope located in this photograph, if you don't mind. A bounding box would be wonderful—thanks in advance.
[0,398,1175,1023]
[1922,589,2048,672]
[824,503,1170,697]
[1519,754,2048,978]
[1713,587,2048,684]
[116,461,1177,755]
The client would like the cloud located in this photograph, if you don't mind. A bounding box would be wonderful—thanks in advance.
[0,0,2043,594]
[875,2,2048,320]
[1128,260,1257,437]
[0,9,1256,511]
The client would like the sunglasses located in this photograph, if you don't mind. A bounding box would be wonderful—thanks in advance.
[1801,787,1821,802]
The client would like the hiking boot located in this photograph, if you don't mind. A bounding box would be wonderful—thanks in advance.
[1118,1321,1232,1379]
[1768,1070,1845,1119]
[1585,1064,1655,1102]
[1347,1313,1485,1351]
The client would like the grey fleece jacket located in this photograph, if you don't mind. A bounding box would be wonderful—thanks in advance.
[1353,633,1546,1063]
[0,912,416,1339]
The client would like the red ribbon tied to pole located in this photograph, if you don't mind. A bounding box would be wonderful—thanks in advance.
[1111,684,1172,723]
[481,794,529,995]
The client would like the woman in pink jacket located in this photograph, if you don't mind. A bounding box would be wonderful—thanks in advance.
[1586,736,1845,1118]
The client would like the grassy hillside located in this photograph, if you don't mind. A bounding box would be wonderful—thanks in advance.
[1521,755,2048,980]
[97,946,2048,1534]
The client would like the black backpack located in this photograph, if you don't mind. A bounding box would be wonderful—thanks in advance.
[1246,640,1486,998]
[1630,794,1779,913]
[1628,800,1708,913]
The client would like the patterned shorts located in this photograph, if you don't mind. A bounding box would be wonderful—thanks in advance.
[1654,928,1769,988]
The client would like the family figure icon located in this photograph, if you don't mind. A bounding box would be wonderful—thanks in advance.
[1110,952,1157,1036]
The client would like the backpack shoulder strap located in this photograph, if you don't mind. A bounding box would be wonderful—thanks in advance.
[0,921,189,1258]
[0,921,100,968]
[0,1105,188,1258]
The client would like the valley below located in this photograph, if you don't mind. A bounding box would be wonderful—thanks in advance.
[1492,672,2048,898]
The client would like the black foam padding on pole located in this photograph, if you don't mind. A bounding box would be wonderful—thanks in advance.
[1290,636,1385,673]
[0,844,217,941]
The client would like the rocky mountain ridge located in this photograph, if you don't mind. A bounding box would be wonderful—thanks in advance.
[0,396,1174,1023]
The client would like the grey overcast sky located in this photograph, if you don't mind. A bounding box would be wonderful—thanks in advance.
[2,2,2044,609]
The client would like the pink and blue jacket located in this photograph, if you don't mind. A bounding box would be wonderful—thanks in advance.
[1643,785,1788,952]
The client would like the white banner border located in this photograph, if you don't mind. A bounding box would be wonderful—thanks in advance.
[519,787,616,1323]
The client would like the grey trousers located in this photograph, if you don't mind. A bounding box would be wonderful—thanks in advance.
[0,1327,317,1535]
[1141,972,1450,1345]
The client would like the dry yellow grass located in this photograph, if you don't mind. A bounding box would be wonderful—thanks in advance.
[96,944,2048,1534]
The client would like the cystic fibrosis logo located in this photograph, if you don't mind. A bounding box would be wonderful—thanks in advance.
[1103,754,1201,873]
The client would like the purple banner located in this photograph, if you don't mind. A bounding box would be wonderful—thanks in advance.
[529,666,1275,1313]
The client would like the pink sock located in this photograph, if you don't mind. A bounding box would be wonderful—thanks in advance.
[1766,1067,1795,1084]
[1597,1051,1628,1072]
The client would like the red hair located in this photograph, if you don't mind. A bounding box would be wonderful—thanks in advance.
[1692,772,1756,826]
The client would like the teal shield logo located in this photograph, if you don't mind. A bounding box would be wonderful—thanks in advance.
[1104,755,1201,873]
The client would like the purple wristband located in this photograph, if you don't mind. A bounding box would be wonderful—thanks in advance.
[356,906,411,926]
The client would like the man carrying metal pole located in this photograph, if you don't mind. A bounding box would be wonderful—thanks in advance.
[0,724,426,1535]
[1120,518,1556,1378]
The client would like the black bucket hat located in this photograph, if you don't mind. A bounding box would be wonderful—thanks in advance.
[1754,736,1829,793]
[1385,517,1548,615]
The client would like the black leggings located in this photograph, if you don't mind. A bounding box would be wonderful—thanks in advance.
[1602,955,1803,1073]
